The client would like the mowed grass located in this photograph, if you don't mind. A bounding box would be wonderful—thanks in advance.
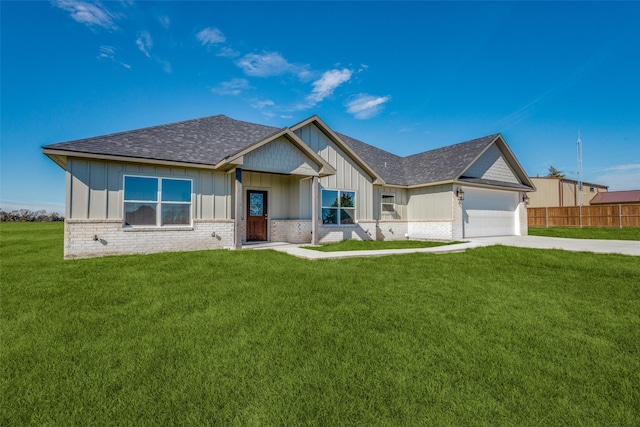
[2,223,639,426]
[304,239,457,252]
[529,226,640,240]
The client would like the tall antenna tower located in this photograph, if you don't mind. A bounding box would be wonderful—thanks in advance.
[577,131,583,227]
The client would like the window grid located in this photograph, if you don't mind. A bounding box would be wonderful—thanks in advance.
[381,194,395,214]
[321,189,356,225]
[123,176,192,227]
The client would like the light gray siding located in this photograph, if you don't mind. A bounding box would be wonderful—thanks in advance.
[373,186,408,220]
[407,184,454,220]
[294,123,374,220]
[243,137,320,176]
[462,144,520,184]
[67,158,231,220]
[242,171,303,219]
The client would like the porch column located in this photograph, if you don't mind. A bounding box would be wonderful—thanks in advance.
[311,175,318,245]
[234,168,243,249]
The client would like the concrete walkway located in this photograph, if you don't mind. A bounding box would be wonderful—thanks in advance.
[246,236,640,259]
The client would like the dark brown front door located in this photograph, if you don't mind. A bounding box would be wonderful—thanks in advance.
[246,190,268,241]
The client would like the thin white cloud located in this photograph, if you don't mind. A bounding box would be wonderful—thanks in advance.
[97,45,131,69]
[236,51,310,79]
[346,94,391,119]
[252,99,275,110]
[598,163,640,173]
[593,163,640,190]
[52,0,117,30]
[136,31,152,57]
[217,47,240,58]
[196,27,226,46]
[306,68,353,105]
[161,60,172,74]
[158,15,170,29]
[212,78,252,96]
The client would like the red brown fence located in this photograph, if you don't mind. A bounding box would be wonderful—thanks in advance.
[528,204,640,228]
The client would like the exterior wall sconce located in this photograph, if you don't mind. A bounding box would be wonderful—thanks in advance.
[523,194,530,205]
[455,188,464,201]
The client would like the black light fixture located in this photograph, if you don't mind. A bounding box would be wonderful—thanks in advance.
[455,188,464,200]
[523,194,530,204]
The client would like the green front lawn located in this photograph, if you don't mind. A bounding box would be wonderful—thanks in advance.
[303,239,457,252]
[2,222,639,425]
[529,226,640,240]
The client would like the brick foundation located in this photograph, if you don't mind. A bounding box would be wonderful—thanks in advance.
[64,219,235,259]
[270,220,313,243]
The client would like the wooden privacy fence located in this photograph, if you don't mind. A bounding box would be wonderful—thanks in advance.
[528,204,640,228]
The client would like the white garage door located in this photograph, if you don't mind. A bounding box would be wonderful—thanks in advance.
[462,188,518,238]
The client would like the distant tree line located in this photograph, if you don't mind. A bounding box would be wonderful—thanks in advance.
[0,209,64,222]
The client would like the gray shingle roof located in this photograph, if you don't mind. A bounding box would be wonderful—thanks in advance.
[44,114,521,188]
[335,132,406,184]
[399,135,498,186]
[336,132,499,186]
[43,115,282,166]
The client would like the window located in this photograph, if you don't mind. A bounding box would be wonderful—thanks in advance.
[123,176,192,227]
[321,189,355,225]
[381,194,395,214]
[590,187,595,193]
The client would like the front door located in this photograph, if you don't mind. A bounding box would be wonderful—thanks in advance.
[246,190,268,241]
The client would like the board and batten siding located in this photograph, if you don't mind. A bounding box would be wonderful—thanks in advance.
[407,184,454,220]
[294,123,374,220]
[462,144,520,184]
[241,171,305,220]
[374,186,408,220]
[243,137,320,176]
[66,158,231,220]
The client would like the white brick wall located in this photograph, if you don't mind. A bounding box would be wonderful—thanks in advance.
[517,200,528,236]
[408,221,455,240]
[452,197,464,240]
[375,221,408,240]
[64,219,234,259]
[271,220,313,243]
[317,221,376,243]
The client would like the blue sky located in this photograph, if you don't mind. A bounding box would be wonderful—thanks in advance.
[2,1,639,213]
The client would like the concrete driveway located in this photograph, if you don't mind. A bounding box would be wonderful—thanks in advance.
[253,236,640,259]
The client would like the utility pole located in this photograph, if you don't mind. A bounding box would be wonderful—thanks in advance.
[577,131,583,227]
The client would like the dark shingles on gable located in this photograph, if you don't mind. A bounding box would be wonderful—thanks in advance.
[44,114,517,188]
[336,132,499,186]
[43,115,282,166]
[335,132,405,184]
[399,135,498,185]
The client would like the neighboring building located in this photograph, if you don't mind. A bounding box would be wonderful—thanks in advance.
[528,177,608,208]
[42,115,535,259]
[590,190,640,205]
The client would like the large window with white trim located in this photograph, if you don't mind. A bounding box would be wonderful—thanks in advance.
[321,189,355,225]
[123,176,192,227]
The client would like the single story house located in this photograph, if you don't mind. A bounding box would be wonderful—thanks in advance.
[42,115,535,259]
[527,177,608,208]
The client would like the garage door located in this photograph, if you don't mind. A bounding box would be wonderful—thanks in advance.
[462,188,518,237]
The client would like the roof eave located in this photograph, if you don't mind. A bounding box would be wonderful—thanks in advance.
[42,148,222,170]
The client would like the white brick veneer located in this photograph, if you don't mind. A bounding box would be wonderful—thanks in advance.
[375,221,409,240]
[517,200,528,236]
[317,221,376,243]
[407,221,455,240]
[64,219,234,259]
[270,220,312,243]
